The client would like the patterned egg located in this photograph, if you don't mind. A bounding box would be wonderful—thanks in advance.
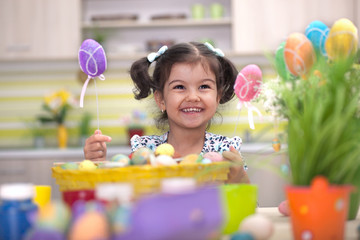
[111,154,130,166]
[78,39,107,78]
[325,18,358,61]
[234,64,262,102]
[36,201,71,232]
[155,143,175,157]
[61,162,78,170]
[305,20,329,57]
[284,33,316,76]
[131,147,155,165]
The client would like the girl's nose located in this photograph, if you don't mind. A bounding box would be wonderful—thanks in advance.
[186,90,200,102]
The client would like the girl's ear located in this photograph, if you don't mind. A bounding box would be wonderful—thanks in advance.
[154,90,165,111]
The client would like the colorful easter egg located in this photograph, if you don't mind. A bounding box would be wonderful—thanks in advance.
[131,147,155,165]
[275,41,292,81]
[305,20,329,57]
[111,154,130,166]
[284,33,316,76]
[272,138,281,152]
[203,152,223,162]
[325,18,358,61]
[36,201,71,232]
[234,64,262,102]
[61,162,78,170]
[78,39,107,78]
[155,143,175,157]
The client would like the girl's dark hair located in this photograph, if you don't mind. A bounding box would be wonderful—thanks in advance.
[129,42,238,129]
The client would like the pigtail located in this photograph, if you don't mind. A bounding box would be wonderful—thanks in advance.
[218,56,238,104]
[130,57,153,100]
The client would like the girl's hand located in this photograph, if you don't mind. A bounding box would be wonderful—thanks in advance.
[222,146,250,184]
[83,130,112,161]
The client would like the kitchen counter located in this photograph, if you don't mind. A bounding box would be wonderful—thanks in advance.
[256,207,360,240]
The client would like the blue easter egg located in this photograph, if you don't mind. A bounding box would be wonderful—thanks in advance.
[305,20,329,57]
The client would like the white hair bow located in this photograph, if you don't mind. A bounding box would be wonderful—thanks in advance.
[147,45,168,63]
[204,42,225,57]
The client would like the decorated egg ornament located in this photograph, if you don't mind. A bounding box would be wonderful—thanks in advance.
[234,64,263,129]
[284,33,316,77]
[325,18,358,61]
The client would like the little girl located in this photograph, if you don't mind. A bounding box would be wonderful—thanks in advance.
[84,42,249,183]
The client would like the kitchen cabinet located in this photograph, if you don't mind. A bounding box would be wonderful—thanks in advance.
[0,0,81,60]
[81,0,233,58]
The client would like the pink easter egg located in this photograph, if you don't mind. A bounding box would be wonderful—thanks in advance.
[203,152,223,162]
[278,200,290,216]
[234,64,262,102]
[78,39,107,78]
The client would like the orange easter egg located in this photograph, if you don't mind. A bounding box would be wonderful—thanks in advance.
[284,33,316,76]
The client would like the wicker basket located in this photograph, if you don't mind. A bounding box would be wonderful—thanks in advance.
[52,162,230,197]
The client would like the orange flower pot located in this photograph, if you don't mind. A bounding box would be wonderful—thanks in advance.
[286,176,353,240]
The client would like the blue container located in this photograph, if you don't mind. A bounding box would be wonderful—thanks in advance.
[0,183,38,240]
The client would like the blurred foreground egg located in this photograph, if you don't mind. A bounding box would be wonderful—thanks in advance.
[278,200,290,216]
[239,214,273,240]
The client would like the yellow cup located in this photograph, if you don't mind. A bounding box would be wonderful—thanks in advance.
[33,185,51,209]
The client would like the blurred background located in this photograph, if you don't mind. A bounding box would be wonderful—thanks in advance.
[0,0,359,205]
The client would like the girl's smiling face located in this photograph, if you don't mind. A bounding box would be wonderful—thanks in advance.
[155,61,220,131]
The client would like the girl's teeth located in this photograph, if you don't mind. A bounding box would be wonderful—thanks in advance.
[183,108,201,112]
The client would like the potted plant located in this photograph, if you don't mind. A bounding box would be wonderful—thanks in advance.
[259,19,360,239]
[37,89,76,148]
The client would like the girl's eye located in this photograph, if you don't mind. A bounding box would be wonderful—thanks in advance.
[174,85,184,89]
[199,84,211,89]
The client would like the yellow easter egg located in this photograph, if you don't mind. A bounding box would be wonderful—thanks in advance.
[78,159,97,170]
[325,18,358,61]
[155,143,175,157]
[284,33,316,76]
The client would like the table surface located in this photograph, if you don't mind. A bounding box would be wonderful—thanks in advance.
[256,207,360,240]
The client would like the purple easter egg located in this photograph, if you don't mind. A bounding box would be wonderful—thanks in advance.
[78,39,107,78]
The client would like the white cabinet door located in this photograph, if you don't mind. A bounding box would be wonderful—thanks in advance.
[0,0,81,60]
[232,0,357,54]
